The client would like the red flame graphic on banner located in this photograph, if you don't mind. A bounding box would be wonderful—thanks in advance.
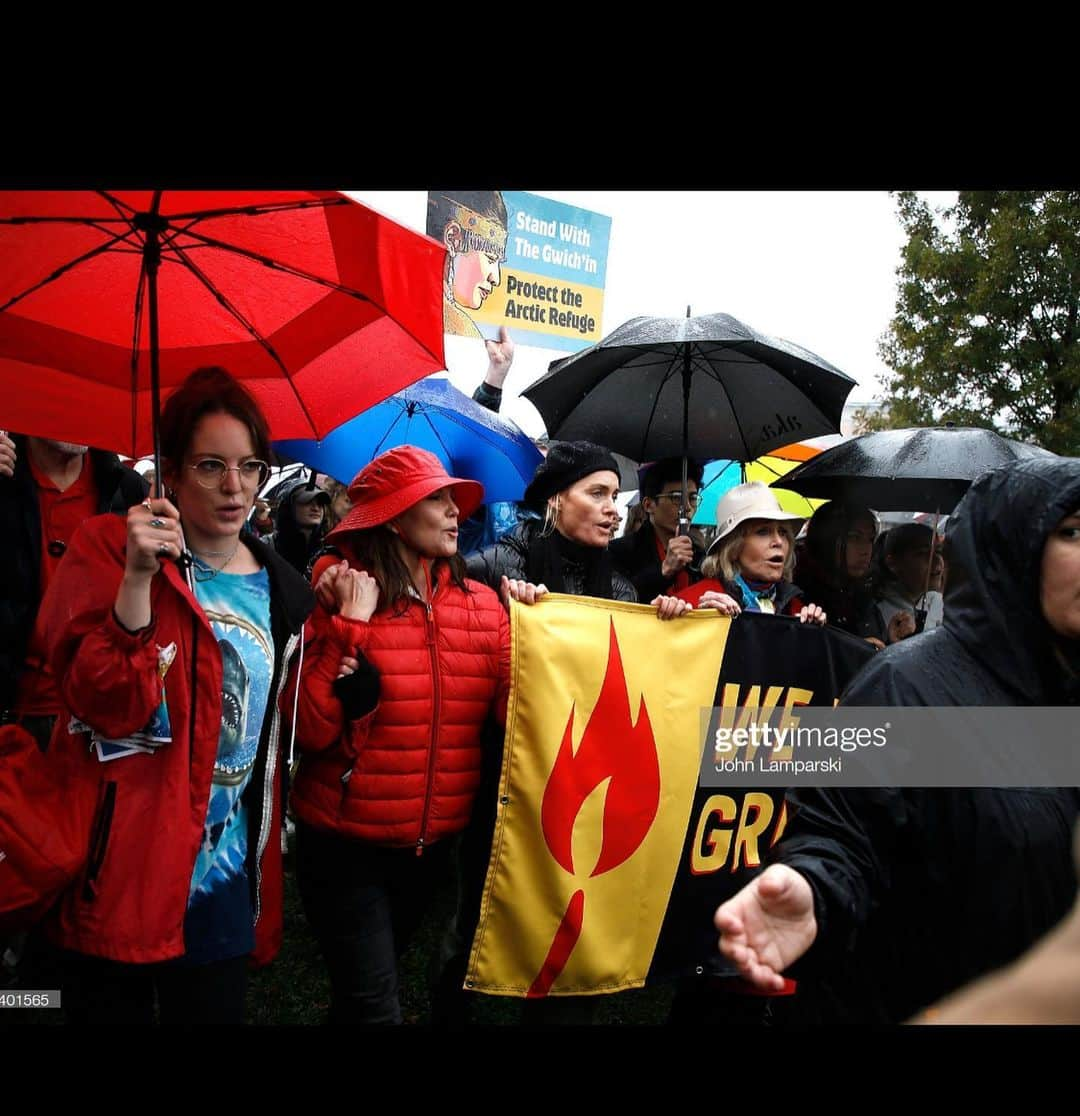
[541,620,661,878]
[529,621,661,996]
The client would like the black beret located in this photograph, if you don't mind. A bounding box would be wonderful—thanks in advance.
[523,441,621,511]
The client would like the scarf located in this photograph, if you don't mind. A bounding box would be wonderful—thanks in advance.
[732,571,779,614]
[526,527,614,599]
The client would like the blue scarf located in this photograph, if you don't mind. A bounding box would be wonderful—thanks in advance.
[732,572,778,613]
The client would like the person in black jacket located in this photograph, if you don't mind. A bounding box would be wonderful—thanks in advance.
[0,433,147,746]
[714,456,1080,1023]
[794,501,886,646]
[264,476,330,577]
[466,440,638,604]
[609,457,706,602]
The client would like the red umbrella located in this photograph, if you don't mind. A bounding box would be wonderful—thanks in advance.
[0,190,446,471]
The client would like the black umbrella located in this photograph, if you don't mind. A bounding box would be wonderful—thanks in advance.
[522,311,856,525]
[776,425,1057,514]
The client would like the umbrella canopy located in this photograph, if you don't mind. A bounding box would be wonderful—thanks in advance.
[522,312,857,463]
[274,377,544,505]
[692,442,826,525]
[777,425,1057,513]
[0,190,446,467]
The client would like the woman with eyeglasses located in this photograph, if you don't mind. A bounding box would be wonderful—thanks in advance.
[35,366,315,1024]
[609,457,708,602]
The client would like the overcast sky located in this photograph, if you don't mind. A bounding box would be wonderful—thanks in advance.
[347,190,958,439]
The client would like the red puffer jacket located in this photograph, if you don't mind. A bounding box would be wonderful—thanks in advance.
[34,515,311,965]
[291,557,510,850]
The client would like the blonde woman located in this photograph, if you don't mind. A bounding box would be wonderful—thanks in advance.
[675,481,826,626]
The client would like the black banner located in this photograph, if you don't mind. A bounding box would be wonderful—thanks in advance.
[652,614,875,980]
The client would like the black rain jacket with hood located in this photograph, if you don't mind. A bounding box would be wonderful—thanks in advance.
[771,456,1080,1023]
[265,476,329,578]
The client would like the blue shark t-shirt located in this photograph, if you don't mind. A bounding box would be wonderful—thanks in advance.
[182,565,275,964]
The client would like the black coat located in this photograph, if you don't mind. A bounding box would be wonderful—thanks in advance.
[792,543,884,641]
[608,521,705,603]
[0,438,147,712]
[265,477,328,578]
[772,457,1080,1023]
[466,519,636,602]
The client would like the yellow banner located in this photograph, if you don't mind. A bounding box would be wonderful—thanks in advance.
[466,595,731,996]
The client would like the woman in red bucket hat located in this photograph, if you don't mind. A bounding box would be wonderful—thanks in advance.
[288,445,511,1024]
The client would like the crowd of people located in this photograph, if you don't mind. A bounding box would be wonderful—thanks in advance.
[2,350,1078,1027]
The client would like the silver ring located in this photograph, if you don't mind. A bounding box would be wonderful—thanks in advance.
[158,542,169,556]
[149,518,165,529]
[142,498,154,513]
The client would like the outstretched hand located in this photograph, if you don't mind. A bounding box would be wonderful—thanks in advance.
[714,864,818,992]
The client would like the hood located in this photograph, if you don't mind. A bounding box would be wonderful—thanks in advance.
[268,475,330,576]
[944,455,1080,701]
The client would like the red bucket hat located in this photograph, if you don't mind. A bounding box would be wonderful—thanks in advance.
[328,445,484,537]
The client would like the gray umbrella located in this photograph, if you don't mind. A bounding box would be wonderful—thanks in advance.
[777,425,1057,513]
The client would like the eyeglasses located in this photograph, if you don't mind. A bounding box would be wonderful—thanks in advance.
[657,492,701,507]
[189,458,270,489]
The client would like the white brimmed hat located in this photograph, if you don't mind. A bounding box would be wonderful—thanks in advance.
[707,481,804,553]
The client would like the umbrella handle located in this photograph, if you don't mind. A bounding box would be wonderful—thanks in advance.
[921,508,943,600]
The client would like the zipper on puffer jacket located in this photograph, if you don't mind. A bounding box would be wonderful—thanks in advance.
[418,596,441,857]
[82,781,117,902]
[253,630,300,925]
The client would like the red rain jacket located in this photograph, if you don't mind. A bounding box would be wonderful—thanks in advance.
[35,515,311,965]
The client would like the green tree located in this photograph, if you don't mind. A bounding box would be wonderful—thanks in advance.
[877,191,1080,455]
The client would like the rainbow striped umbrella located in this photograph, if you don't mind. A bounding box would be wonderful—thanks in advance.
[693,442,825,525]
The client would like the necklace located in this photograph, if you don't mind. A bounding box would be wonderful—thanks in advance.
[191,542,240,582]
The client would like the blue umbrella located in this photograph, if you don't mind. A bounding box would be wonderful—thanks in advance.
[274,377,543,504]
